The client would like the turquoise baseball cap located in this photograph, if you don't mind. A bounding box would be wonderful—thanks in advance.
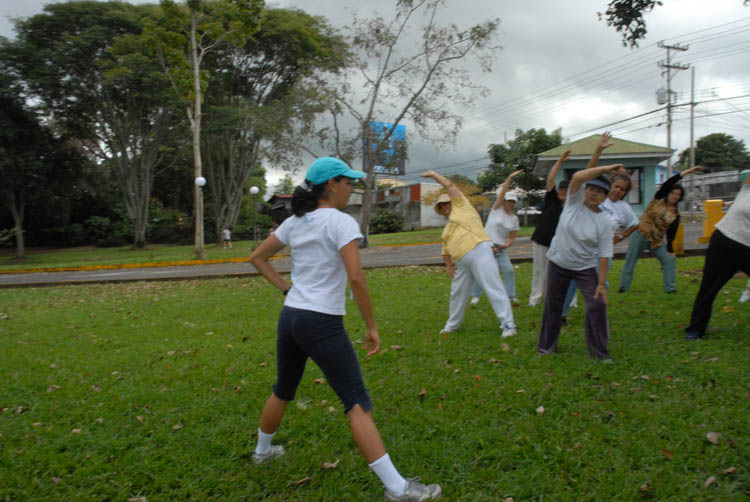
[306,157,365,185]
[740,169,749,184]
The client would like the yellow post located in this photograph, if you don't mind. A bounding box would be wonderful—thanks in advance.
[698,199,724,243]
[673,223,684,254]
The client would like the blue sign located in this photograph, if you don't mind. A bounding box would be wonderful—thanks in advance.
[365,122,407,175]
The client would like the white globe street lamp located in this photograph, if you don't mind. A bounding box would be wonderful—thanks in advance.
[195,176,206,187]
[250,186,259,241]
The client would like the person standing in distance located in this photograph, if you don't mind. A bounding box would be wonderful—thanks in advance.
[250,157,441,501]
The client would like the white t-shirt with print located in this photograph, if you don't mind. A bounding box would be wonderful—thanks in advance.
[599,198,639,233]
[716,182,750,248]
[484,207,519,246]
[274,208,363,315]
[547,186,614,271]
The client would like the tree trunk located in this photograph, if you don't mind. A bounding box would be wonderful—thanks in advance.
[8,191,25,259]
[191,11,206,259]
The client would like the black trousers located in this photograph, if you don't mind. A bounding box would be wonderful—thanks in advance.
[686,230,750,336]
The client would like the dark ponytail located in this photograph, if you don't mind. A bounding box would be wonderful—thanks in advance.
[290,175,345,217]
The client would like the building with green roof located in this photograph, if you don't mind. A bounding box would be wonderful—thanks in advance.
[534,134,673,216]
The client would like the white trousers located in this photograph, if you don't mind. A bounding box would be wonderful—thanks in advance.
[443,241,514,332]
[529,241,549,306]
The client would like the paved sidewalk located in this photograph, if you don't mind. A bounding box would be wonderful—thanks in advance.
[0,223,709,288]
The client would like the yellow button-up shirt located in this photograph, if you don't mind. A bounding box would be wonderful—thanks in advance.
[440,194,490,263]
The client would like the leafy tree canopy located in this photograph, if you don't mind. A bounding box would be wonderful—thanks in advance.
[477,127,562,193]
[677,133,750,172]
[600,0,749,47]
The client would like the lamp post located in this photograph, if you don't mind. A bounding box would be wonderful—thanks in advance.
[250,185,259,241]
[194,176,207,259]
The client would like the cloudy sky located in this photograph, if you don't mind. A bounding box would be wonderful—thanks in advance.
[2,0,749,187]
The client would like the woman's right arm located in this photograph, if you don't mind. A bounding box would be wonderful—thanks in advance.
[249,235,289,293]
[494,170,523,210]
[546,150,571,191]
[421,170,462,199]
[340,240,380,357]
[569,164,624,195]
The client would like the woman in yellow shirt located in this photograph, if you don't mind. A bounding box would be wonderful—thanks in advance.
[421,170,517,337]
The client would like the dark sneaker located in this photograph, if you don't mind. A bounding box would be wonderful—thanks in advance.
[384,478,442,501]
[684,331,702,341]
[252,445,285,464]
[617,287,626,293]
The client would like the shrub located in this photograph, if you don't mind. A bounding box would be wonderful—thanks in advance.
[370,210,404,234]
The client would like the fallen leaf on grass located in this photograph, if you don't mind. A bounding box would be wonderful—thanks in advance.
[418,388,427,399]
[128,497,147,502]
[706,432,720,444]
[504,498,514,502]
[500,343,511,352]
[47,385,61,393]
[721,306,736,313]
[723,466,736,475]
[390,345,403,351]
[639,483,651,492]
[172,424,183,431]
[260,362,267,367]
[71,429,81,434]
[52,477,61,484]
[291,477,311,487]
[536,406,545,414]
[313,378,325,385]
[489,358,501,363]
[136,416,144,423]
[660,449,674,460]
[321,459,340,470]
[704,476,717,487]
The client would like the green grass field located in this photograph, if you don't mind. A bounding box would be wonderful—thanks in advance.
[1,257,748,500]
[0,227,535,272]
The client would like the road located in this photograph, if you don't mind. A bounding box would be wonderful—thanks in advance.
[0,223,708,288]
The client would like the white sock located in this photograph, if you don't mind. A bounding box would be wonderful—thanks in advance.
[369,453,407,495]
[255,428,275,455]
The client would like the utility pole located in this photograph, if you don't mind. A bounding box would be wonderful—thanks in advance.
[658,41,689,177]
[689,66,696,219]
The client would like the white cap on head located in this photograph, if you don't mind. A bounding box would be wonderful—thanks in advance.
[504,191,518,202]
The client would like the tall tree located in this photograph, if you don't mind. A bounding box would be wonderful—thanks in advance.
[599,0,749,47]
[313,0,500,246]
[0,77,85,258]
[478,127,562,192]
[141,0,263,258]
[201,8,347,242]
[3,1,178,249]
[677,133,750,172]
[272,175,296,195]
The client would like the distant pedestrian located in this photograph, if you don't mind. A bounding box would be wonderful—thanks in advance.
[685,169,750,340]
[537,164,623,360]
[421,169,517,338]
[470,170,522,307]
[249,157,441,501]
[618,165,705,294]
[222,227,232,249]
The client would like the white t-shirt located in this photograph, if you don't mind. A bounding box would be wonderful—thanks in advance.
[716,182,750,248]
[599,198,639,234]
[547,186,614,271]
[484,207,519,246]
[222,228,231,240]
[274,208,363,315]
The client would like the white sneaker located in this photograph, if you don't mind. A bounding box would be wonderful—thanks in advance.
[252,445,285,464]
[740,289,750,303]
[470,296,480,305]
[385,478,442,501]
[569,297,578,308]
[501,322,517,338]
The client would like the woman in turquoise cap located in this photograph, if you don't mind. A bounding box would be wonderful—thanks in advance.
[250,157,441,501]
